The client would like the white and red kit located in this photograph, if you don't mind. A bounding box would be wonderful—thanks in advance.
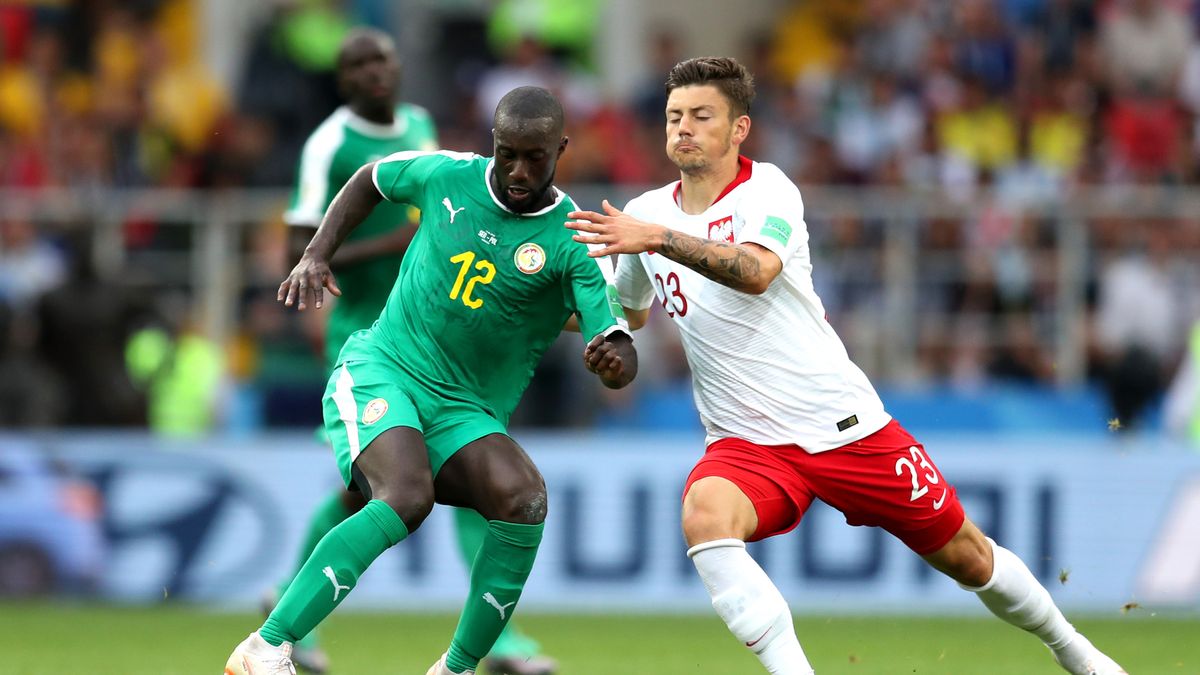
[616,156,963,551]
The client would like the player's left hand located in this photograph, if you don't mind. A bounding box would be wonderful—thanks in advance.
[584,333,633,388]
[567,200,664,257]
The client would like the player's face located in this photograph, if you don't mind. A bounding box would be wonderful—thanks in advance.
[338,36,400,108]
[665,85,748,175]
[492,119,567,213]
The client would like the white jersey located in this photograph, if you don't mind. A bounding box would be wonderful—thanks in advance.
[615,157,890,452]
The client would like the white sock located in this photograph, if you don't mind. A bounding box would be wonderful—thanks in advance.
[961,538,1076,651]
[689,539,814,675]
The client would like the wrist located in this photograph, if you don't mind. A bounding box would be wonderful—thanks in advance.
[649,224,669,253]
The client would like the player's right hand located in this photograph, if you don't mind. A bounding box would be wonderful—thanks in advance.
[278,255,342,310]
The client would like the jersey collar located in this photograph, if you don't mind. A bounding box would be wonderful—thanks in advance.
[673,155,753,210]
[341,105,410,138]
[484,159,566,216]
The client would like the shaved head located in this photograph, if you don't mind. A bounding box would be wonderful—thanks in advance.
[494,86,564,138]
[337,28,395,68]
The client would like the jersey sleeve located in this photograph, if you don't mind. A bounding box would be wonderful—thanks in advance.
[372,151,472,203]
[615,198,656,310]
[284,124,341,226]
[563,234,631,341]
[735,167,809,265]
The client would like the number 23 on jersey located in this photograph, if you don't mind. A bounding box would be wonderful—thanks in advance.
[449,251,495,309]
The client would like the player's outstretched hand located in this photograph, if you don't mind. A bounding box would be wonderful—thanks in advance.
[584,332,637,389]
[567,200,664,258]
[278,254,342,311]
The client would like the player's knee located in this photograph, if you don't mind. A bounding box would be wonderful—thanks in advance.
[937,537,994,587]
[374,477,436,531]
[681,501,743,547]
[339,488,368,514]
[490,481,548,525]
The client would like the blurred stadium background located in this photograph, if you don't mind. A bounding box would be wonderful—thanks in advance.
[1,0,1199,672]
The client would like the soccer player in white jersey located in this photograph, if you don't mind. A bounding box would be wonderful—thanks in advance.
[566,56,1126,675]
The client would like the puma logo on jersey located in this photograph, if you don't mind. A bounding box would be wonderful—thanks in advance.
[442,197,466,223]
[323,566,351,602]
[482,592,516,620]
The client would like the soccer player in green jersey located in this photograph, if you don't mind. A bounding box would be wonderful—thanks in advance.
[273,29,559,675]
[224,86,638,675]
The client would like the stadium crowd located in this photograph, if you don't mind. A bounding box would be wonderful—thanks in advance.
[2,0,1199,433]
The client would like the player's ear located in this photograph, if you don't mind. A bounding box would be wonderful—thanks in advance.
[733,115,751,145]
[557,135,569,157]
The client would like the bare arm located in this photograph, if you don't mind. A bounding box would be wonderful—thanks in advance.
[278,164,383,310]
[566,200,783,295]
[657,230,780,295]
[288,223,417,270]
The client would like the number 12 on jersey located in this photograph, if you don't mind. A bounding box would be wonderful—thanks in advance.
[449,251,495,309]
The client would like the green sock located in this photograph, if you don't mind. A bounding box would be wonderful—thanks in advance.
[260,499,408,647]
[279,491,352,597]
[446,520,544,672]
[453,508,540,660]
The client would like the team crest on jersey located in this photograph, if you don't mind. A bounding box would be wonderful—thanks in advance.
[362,398,389,425]
[514,242,545,274]
[708,216,734,243]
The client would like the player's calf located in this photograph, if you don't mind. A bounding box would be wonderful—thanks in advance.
[956,538,1127,675]
[689,539,814,675]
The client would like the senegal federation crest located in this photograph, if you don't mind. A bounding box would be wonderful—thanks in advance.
[514,242,546,274]
[362,398,388,425]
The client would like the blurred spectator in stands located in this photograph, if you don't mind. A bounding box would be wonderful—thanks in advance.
[1023,0,1096,90]
[855,0,930,87]
[1028,70,1091,184]
[632,28,683,125]
[955,0,1018,95]
[938,75,1018,185]
[1093,225,1183,428]
[0,213,65,311]
[0,299,64,428]
[487,0,602,69]
[1104,83,1186,182]
[125,296,225,437]
[36,233,147,427]
[238,0,347,185]
[987,310,1054,383]
[831,69,924,182]
[1101,0,1192,97]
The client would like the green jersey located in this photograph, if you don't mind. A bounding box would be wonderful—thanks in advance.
[285,104,438,366]
[368,151,628,423]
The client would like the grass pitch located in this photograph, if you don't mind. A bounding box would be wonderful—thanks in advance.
[0,603,1194,674]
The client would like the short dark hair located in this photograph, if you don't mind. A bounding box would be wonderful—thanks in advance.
[664,56,755,117]
[494,86,564,135]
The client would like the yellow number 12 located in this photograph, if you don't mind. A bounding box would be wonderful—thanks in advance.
[449,251,496,309]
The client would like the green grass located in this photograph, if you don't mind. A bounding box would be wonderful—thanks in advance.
[0,603,1195,674]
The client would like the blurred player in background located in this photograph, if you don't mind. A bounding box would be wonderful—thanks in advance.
[225,85,637,675]
[568,57,1126,675]
[274,29,558,675]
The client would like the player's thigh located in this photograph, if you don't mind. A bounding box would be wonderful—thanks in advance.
[683,437,815,543]
[808,420,966,556]
[322,357,424,490]
[434,431,546,524]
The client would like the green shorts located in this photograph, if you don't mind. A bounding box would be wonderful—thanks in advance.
[322,331,508,489]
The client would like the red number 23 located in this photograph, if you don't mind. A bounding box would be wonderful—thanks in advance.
[654,272,688,317]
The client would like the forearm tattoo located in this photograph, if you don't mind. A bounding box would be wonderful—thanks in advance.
[659,229,761,292]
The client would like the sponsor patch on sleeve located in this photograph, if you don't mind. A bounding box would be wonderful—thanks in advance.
[761,216,793,246]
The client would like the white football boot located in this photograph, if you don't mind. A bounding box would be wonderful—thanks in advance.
[1052,634,1128,675]
[425,652,475,675]
[223,632,296,675]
